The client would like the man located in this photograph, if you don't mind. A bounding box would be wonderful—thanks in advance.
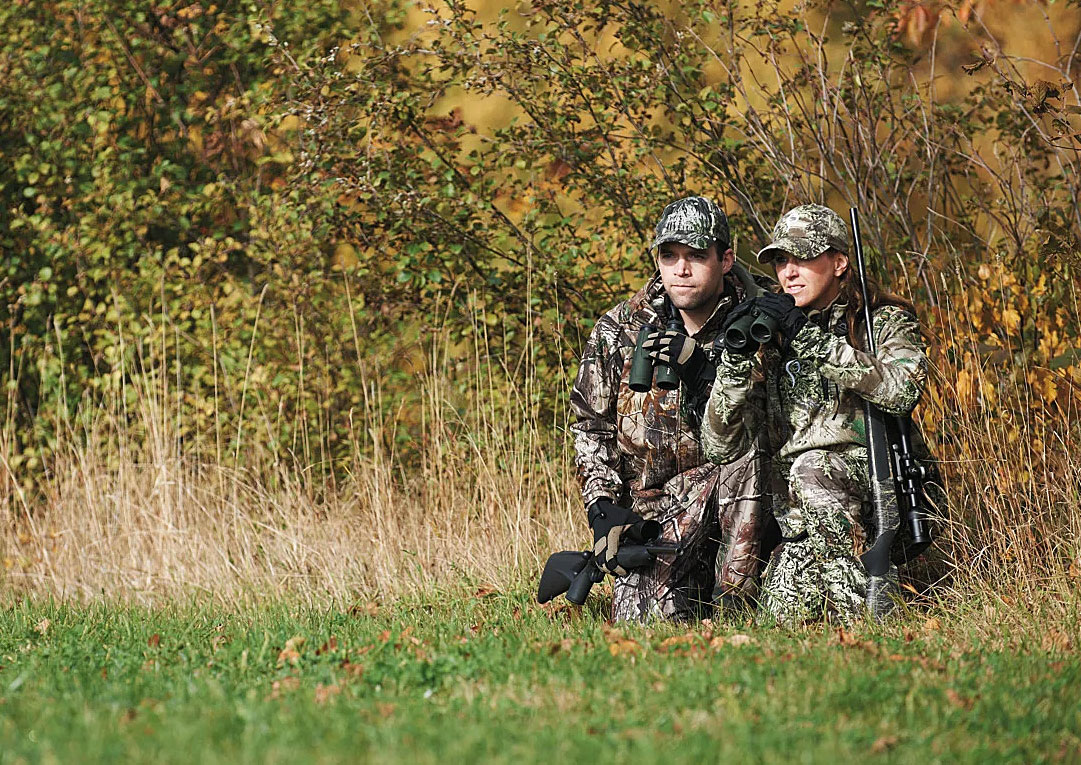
[569,196,769,622]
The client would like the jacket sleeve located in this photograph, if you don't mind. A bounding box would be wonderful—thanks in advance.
[788,305,927,416]
[701,350,766,465]
[569,318,626,507]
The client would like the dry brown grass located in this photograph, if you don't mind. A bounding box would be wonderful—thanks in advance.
[0,333,582,606]
[1,290,1079,617]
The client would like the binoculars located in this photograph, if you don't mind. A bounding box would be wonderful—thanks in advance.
[628,297,683,392]
[723,308,780,355]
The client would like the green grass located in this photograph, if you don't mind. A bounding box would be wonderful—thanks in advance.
[1,592,1078,764]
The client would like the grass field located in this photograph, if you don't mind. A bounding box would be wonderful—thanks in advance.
[2,590,1078,764]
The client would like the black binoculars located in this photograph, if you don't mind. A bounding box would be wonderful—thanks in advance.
[628,297,683,392]
[723,308,780,355]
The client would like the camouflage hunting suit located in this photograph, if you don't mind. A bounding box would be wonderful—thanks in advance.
[570,273,768,623]
[702,301,927,625]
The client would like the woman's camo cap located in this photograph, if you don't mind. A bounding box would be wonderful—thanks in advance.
[756,204,849,263]
[650,196,730,252]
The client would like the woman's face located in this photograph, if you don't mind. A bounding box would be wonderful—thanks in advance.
[771,249,850,310]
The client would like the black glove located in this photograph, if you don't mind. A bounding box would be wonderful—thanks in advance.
[753,292,807,348]
[587,499,645,576]
[640,329,710,386]
[721,299,756,333]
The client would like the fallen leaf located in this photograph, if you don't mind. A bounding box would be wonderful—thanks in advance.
[608,639,642,657]
[726,634,753,647]
[340,660,365,678]
[317,637,338,655]
[872,735,898,753]
[269,676,300,699]
[277,635,306,666]
[34,619,50,636]
[1042,630,1073,653]
[836,627,861,646]
[473,587,498,598]
[549,638,575,655]
[659,634,698,651]
[349,602,379,617]
[147,634,161,648]
[314,683,341,705]
[946,688,973,709]
[923,617,942,632]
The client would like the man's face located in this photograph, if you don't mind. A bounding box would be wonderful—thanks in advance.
[770,249,850,309]
[656,241,733,312]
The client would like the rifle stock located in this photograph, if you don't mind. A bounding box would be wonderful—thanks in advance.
[536,543,682,605]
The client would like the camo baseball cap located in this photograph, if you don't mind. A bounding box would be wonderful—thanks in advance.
[650,196,730,252]
[755,204,849,263]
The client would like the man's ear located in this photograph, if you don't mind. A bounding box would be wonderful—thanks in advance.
[720,246,735,273]
[832,251,850,277]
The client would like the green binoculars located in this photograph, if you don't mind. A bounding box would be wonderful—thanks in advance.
[628,296,684,393]
[723,309,780,355]
[629,325,679,392]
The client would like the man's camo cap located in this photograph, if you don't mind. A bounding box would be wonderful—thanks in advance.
[756,204,850,263]
[650,196,730,252]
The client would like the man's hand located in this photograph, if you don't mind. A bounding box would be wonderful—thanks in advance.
[641,329,709,385]
[753,293,808,348]
[587,499,646,576]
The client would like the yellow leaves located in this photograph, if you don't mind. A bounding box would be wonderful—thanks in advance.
[176,4,205,20]
[278,114,302,132]
[1000,306,1021,334]
[955,368,973,402]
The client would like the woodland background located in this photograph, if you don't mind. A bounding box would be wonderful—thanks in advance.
[1,0,1079,616]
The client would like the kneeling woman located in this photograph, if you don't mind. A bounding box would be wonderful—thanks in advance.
[701,205,927,625]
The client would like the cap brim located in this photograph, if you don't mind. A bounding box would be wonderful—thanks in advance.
[651,232,714,252]
[755,237,826,263]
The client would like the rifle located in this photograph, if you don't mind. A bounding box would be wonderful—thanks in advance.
[849,208,933,618]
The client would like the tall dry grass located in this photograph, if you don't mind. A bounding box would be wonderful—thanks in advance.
[1,279,1079,617]
[0,315,582,607]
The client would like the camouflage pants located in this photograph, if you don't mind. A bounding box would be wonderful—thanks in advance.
[760,448,874,626]
[611,446,766,623]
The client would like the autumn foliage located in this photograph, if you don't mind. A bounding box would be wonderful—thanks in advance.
[2,0,1080,604]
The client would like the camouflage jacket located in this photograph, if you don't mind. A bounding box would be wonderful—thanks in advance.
[570,271,750,510]
[701,301,927,467]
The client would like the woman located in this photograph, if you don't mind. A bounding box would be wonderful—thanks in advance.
[700,204,927,625]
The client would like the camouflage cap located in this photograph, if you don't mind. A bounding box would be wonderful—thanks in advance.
[755,204,849,263]
[650,196,730,252]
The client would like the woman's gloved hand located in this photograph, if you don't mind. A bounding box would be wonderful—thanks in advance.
[753,293,808,348]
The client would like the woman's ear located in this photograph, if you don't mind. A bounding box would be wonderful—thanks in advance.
[832,251,850,278]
